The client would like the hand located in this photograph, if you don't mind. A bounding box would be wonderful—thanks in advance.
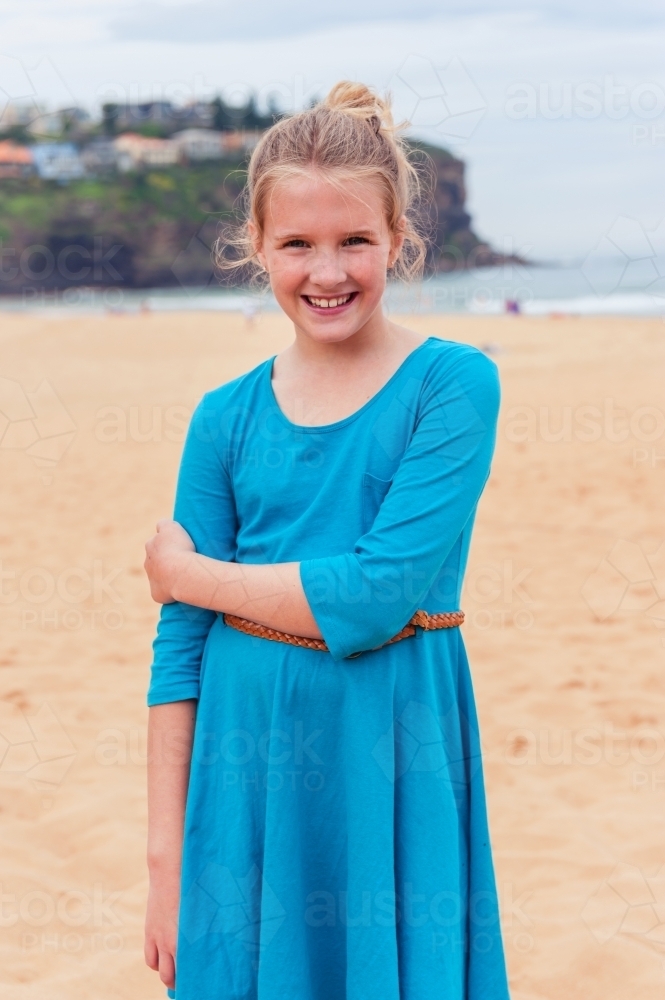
[144,519,195,604]
[144,866,180,991]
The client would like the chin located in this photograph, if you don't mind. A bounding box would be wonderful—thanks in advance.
[299,319,368,344]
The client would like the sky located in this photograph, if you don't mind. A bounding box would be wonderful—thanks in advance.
[1,0,665,259]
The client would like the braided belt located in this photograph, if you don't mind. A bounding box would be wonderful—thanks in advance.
[223,609,464,654]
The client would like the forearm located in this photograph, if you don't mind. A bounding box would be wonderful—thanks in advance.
[147,700,196,876]
[171,554,322,639]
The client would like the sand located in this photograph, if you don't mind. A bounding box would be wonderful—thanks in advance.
[1,310,664,999]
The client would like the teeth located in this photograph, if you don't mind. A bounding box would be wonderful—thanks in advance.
[307,294,352,308]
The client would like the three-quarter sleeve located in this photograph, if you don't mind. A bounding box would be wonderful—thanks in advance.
[300,349,500,661]
[147,395,238,706]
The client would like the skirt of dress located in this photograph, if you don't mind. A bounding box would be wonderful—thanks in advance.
[169,618,510,1000]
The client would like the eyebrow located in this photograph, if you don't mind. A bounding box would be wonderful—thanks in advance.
[274,228,378,241]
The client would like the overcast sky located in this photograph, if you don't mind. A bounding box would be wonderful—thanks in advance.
[1,0,664,259]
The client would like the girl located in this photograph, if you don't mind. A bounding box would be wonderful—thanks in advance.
[143,82,510,1000]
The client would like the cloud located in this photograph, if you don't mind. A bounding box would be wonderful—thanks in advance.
[110,0,445,43]
[108,0,665,45]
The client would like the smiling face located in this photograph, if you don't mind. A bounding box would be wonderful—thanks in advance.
[254,170,404,346]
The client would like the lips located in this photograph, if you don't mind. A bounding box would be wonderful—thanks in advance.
[302,292,358,311]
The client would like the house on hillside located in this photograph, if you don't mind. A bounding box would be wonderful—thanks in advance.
[31,143,85,181]
[175,102,215,129]
[0,141,34,178]
[113,133,179,171]
[81,138,119,174]
[222,130,261,153]
[1,101,44,130]
[29,106,92,139]
[172,129,224,161]
[111,101,177,132]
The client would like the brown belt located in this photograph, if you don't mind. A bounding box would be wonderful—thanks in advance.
[223,609,464,654]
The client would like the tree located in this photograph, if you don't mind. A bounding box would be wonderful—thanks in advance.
[102,104,119,136]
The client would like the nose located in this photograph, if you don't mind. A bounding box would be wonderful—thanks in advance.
[308,247,347,289]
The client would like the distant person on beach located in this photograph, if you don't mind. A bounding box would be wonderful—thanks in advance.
[143,82,510,1000]
[241,299,259,327]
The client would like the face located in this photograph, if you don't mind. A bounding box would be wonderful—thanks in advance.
[253,170,404,345]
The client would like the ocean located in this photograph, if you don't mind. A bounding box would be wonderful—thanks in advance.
[1,258,664,317]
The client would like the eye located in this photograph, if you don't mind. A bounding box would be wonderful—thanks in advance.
[344,236,370,246]
[283,239,309,248]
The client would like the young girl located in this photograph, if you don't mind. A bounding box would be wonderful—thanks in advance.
[143,82,510,1000]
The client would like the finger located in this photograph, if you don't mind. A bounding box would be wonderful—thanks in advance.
[144,937,158,971]
[159,947,176,989]
[156,518,173,532]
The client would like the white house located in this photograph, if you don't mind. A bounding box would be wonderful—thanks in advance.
[113,133,179,171]
[172,129,224,161]
[31,143,85,182]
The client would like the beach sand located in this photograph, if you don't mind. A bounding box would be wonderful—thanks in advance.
[1,311,664,999]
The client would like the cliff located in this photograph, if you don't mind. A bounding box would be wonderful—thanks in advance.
[0,143,516,296]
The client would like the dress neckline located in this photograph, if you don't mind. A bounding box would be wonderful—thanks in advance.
[266,336,435,433]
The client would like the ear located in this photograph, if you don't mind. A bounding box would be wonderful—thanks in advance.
[388,216,407,269]
[248,220,267,271]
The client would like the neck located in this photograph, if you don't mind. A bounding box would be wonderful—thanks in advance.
[288,304,398,372]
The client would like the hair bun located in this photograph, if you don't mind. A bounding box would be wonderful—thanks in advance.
[216,78,429,285]
[323,81,394,133]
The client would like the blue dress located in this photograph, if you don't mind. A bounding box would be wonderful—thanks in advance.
[148,336,510,1000]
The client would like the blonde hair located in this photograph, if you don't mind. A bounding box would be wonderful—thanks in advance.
[215,81,430,283]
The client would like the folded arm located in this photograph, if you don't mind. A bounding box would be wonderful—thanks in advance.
[145,520,322,638]
[300,348,500,659]
[146,348,500,662]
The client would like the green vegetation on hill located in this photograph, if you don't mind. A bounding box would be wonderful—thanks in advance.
[0,144,507,295]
